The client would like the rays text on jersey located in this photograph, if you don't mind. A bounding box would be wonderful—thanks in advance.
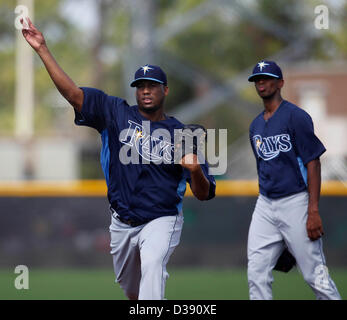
[253,134,292,161]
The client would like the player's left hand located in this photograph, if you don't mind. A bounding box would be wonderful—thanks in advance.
[306,209,324,241]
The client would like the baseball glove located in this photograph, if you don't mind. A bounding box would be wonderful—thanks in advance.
[274,248,296,273]
[174,124,207,163]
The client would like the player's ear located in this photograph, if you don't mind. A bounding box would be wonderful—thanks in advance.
[164,86,169,96]
[278,79,284,89]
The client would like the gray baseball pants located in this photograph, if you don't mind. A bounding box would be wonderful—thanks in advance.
[247,191,341,300]
[109,210,183,300]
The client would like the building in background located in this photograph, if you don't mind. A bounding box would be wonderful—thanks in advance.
[283,61,347,181]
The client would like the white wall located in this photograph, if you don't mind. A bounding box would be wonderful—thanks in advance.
[0,139,78,181]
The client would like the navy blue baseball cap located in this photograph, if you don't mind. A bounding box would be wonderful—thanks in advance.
[248,60,283,82]
[130,64,168,87]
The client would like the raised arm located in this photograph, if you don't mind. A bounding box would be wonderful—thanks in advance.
[21,17,83,112]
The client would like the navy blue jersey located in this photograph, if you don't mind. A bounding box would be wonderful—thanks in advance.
[249,100,326,199]
[75,87,216,223]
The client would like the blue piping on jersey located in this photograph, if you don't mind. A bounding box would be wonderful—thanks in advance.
[100,130,110,187]
[297,156,307,186]
[176,177,187,213]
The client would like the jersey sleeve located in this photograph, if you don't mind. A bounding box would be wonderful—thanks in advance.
[74,87,112,133]
[202,164,216,200]
[291,109,326,165]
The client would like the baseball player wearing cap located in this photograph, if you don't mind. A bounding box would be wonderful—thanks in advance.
[21,18,216,300]
[246,60,341,300]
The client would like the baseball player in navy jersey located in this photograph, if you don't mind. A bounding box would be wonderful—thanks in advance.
[247,60,341,300]
[21,18,216,300]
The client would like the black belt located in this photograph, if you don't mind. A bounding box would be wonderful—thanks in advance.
[110,206,146,227]
[116,216,145,227]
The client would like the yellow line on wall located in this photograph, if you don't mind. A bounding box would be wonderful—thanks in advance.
[0,180,346,197]
[0,180,108,197]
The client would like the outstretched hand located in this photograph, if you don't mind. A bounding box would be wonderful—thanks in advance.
[21,17,46,51]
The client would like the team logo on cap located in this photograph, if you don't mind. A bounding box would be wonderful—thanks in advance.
[141,65,153,75]
[257,61,269,71]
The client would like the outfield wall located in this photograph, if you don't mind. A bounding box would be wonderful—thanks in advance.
[0,180,346,268]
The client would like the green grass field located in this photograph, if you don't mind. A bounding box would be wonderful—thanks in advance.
[0,268,345,300]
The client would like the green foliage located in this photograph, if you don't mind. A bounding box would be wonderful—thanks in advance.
[325,2,347,59]
[257,0,306,29]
